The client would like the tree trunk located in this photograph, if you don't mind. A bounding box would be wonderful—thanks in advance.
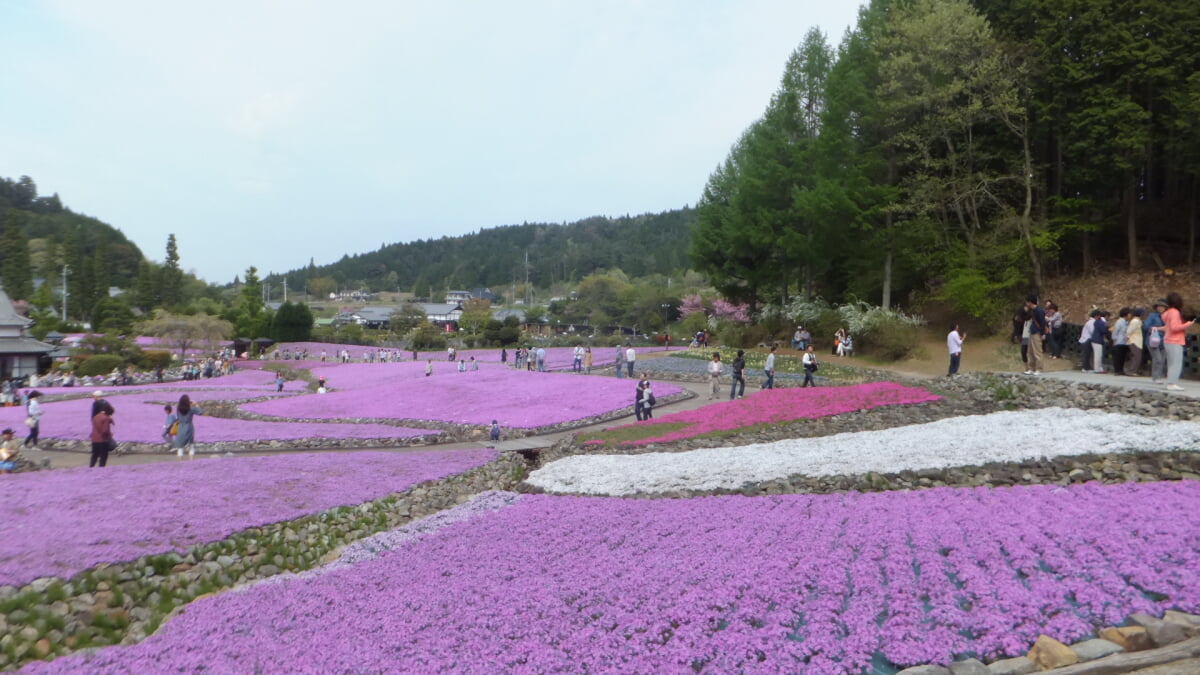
[1190,175,1198,268]
[881,155,897,311]
[1126,173,1138,271]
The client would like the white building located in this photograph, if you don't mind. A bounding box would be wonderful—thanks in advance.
[0,288,55,381]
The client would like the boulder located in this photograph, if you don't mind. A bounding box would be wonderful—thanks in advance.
[948,658,989,675]
[1028,635,1079,670]
[986,656,1036,675]
[1099,626,1154,652]
[1071,638,1124,662]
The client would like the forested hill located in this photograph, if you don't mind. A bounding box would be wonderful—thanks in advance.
[274,208,696,296]
[0,175,145,302]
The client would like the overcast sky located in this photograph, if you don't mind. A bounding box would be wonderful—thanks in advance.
[2,0,863,284]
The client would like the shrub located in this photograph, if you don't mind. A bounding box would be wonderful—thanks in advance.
[859,321,921,360]
[138,350,173,370]
[74,354,126,377]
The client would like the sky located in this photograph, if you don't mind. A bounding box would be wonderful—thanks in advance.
[2,0,864,284]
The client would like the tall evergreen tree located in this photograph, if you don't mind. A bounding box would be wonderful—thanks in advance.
[159,234,183,307]
[0,210,34,300]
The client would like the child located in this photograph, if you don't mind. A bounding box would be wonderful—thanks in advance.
[0,428,19,473]
[162,404,178,445]
[425,360,433,377]
[470,356,479,371]
[489,420,501,442]
[458,359,467,372]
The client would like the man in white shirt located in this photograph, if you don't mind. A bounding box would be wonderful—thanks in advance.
[1078,312,1096,371]
[947,323,965,375]
[625,346,636,378]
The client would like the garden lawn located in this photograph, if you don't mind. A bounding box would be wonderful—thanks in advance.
[582,382,939,446]
[0,449,496,587]
[533,407,1200,495]
[26,482,1200,674]
[243,361,683,428]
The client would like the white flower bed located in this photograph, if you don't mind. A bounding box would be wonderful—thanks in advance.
[528,408,1200,496]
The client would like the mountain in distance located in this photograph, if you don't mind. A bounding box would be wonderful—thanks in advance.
[273,207,696,298]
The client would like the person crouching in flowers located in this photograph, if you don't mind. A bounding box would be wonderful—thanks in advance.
[0,428,19,473]
[162,404,177,446]
[172,395,203,460]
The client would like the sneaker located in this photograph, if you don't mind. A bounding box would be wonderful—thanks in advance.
[1031,371,1041,375]
[1167,384,1184,391]
[1024,370,1033,375]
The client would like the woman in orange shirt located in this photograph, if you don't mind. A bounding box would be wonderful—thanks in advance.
[1161,292,1193,391]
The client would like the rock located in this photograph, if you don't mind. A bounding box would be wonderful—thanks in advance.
[897,666,951,675]
[1071,638,1124,661]
[170,563,193,573]
[1164,610,1200,627]
[1028,635,1078,670]
[216,555,235,568]
[1130,614,1189,646]
[1100,626,1154,652]
[28,577,57,593]
[948,658,989,675]
[986,656,1035,675]
[33,638,50,657]
[19,626,39,641]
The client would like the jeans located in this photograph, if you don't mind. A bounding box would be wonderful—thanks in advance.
[1079,342,1092,371]
[948,352,960,376]
[634,401,644,421]
[627,362,635,378]
[730,375,745,399]
[89,441,111,467]
[1166,343,1185,385]
[616,363,624,378]
[764,370,774,389]
[802,370,815,387]
[24,421,39,447]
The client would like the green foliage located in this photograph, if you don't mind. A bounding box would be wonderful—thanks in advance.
[74,353,125,377]
[91,297,136,335]
[271,301,314,342]
[407,322,447,350]
[138,350,172,370]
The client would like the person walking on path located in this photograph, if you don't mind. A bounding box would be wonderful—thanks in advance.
[90,406,114,468]
[489,420,501,442]
[947,324,965,376]
[730,350,746,400]
[1146,299,1168,383]
[801,346,818,387]
[707,352,722,399]
[536,347,547,372]
[625,345,637,378]
[91,390,114,419]
[642,382,655,420]
[583,347,593,375]
[763,346,776,389]
[573,345,584,373]
[23,391,42,449]
[1161,292,1193,391]
[172,394,204,460]
[1024,295,1047,375]
[634,374,649,421]
[614,346,625,379]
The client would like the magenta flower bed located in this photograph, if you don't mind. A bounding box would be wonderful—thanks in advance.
[604,382,940,445]
[0,449,496,587]
[0,392,438,444]
[27,481,1200,674]
[273,342,683,370]
[244,362,682,428]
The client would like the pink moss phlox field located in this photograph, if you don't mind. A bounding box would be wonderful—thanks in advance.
[611,382,941,445]
[29,482,1200,674]
[273,342,683,370]
[0,449,496,587]
[244,362,681,428]
[0,392,437,444]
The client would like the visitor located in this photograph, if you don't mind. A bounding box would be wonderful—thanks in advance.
[425,359,433,377]
[833,328,846,356]
[642,383,655,420]
[458,359,466,373]
[500,348,507,365]
[173,394,203,460]
[614,346,625,379]
[1090,311,1110,374]
[730,350,746,400]
[489,420,501,442]
[1110,308,1130,375]
[707,352,722,400]
[792,327,802,350]
[584,347,593,375]
[1125,308,1144,376]
[573,345,584,373]
[625,345,636,378]
[23,391,42,450]
[1078,311,1097,372]
[162,404,177,446]
[763,346,776,389]
[276,374,285,392]
[798,327,811,351]
[1161,292,1193,391]
[1024,295,1046,375]
[1146,299,1167,382]
[947,323,965,376]
[1045,301,1064,358]
[801,346,818,387]
[89,405,114,468]
[634,375,648,421]
[0,428,19,473]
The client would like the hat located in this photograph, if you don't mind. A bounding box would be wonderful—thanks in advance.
[92,390,104,397]
[1,428,12,435]
[1154,298,1168,308]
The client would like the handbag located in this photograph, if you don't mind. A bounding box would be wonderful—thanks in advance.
[169,420,179,436]
[23,416,35,428]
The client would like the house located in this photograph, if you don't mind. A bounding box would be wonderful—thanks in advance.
[445,290,472,304]
[0,288,55,381]
[419,303,463,325]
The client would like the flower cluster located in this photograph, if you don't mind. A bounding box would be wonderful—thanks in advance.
[533,407,1200,495]
[587,382,939,447]
[0,449,496,587]
[29,482,1200,674]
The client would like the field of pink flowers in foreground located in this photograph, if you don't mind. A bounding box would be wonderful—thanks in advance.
[586,382,941,446]
[24,481,1200,674]
[0,450,495,587]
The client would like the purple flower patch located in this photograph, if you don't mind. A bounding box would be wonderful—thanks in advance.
[0,449,496,587]
[27,481,1200,674]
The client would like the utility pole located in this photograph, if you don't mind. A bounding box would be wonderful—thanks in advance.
[61,265,70,320]
[282,279,287,303]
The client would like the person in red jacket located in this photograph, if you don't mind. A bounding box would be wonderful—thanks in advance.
[90,407,115,468]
